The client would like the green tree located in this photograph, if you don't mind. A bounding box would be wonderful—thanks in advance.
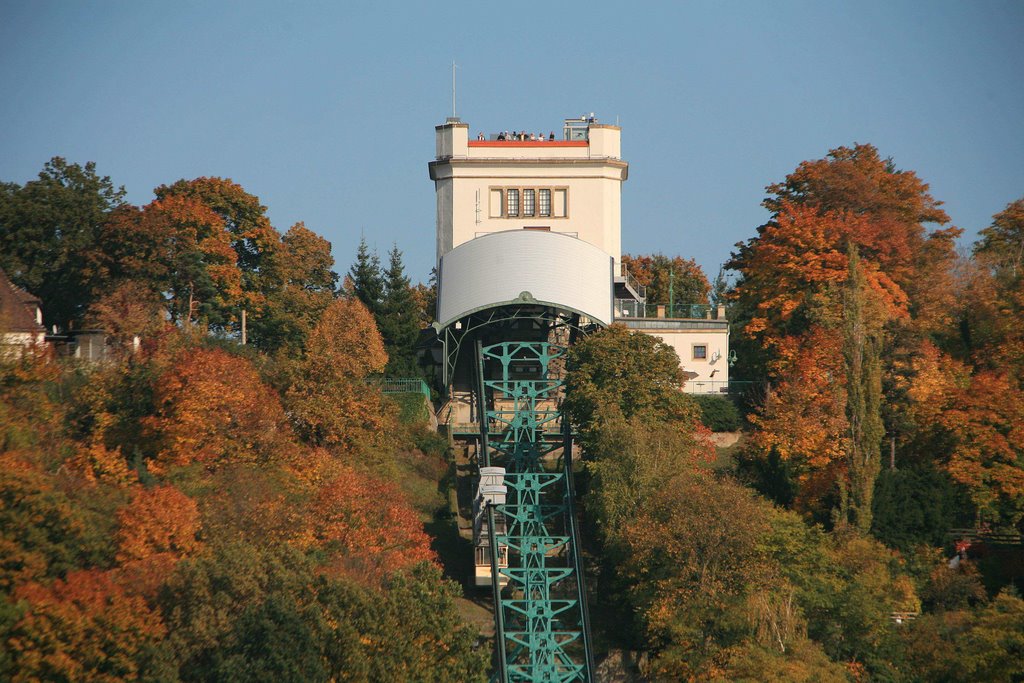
[0,158,126,328]
[154,177,280,288]
[838,244,885,532]
[564,324,694,454]
[347,237,384,319]
[871,466,970,551]
[252,222,338,355]
[903,590,1024,682]
[379,245,421,377]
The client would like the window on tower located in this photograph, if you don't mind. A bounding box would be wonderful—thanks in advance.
[523,189,535,216]
[507,189,520,217]
[539,189,551,217]
[491,186,567,219]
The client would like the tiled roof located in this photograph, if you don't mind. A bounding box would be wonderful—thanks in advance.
[0,269,45,333]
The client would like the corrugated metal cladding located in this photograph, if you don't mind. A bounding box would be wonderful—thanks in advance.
[437,230,614,328]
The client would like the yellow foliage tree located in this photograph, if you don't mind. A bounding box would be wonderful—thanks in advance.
[286,297,393,453]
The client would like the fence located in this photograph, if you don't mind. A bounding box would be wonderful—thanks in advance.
[613,300,718,320]
[684,380,758,395]
[371,377,432,402]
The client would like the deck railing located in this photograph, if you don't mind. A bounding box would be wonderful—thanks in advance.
[683,380,757,395]
[371,377,432,402]
[613,300,717,319]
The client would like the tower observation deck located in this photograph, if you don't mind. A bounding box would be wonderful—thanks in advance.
[430,115,635,682]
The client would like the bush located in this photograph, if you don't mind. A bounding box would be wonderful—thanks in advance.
[693,394,742,432]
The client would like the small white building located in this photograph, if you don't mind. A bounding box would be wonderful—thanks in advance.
[615,308,731,394]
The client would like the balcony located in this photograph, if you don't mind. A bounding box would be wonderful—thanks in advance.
[614,301,725,320]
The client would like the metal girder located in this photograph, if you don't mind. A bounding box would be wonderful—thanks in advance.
[478,340,593,683]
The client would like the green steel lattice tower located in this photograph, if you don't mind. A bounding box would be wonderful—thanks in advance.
[477,341,593,683]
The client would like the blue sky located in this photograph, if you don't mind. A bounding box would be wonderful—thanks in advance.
[1,1,1022,284]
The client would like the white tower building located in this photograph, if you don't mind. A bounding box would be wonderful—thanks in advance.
[429,115,729,393]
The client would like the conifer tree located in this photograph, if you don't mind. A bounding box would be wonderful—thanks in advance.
[347,237,384,319]
[839,244,885,532]
[379,245,421,377]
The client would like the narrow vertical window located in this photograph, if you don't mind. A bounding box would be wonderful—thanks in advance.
[538,189,551,217]
[489,189,503,218]
[553,189,567,217]
[523,189,535,216]
[507,189,519,216]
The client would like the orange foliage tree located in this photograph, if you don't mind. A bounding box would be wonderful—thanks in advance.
[750,327,847,499]
[83,280,166,354]
[144,347,291,471]
[308,463,435,582]
[7,569,167,682]
[154,177,280,281]
[90,195,242,327]
[286,297,392,452]
[970,198,1024,379]
[154,177,281,331]
[0,454,88,590]
[729,144,961,514]
[115,484,201,597]
[939,372,1024,525]
[621,253,711,307]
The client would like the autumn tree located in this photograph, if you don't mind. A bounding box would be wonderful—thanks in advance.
[378,245,421,377]
[902,589,1024,681]
[115,484,201,596]
[939,371,1024,527]
[154,177,280,290]
[746,326,847,516]
[411,267,438,328]
[309,463,435,582]
[6,569,170,682]
[90,196,243,327]
[968,197,1024,379]
[286,297,390,452]
[82,280,166,355]
[0,454,88,589]
[0,158,126,328]
[729,144,960,515]
[622,253,711,309]
[252,221,338,355]
[144,346,291,471]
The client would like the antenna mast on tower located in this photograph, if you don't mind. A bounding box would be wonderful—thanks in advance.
[451,60,458,119]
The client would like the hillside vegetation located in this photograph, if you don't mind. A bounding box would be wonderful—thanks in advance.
[1,147,1023,681]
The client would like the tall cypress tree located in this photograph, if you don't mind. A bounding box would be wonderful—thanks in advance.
[839,244,885,532]
[379,245,421,377]
[347,237,384,319]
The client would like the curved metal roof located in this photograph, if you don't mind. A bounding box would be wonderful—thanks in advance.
[436,230,614,329]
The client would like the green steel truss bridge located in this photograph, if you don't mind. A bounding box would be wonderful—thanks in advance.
[474,338,594,683]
